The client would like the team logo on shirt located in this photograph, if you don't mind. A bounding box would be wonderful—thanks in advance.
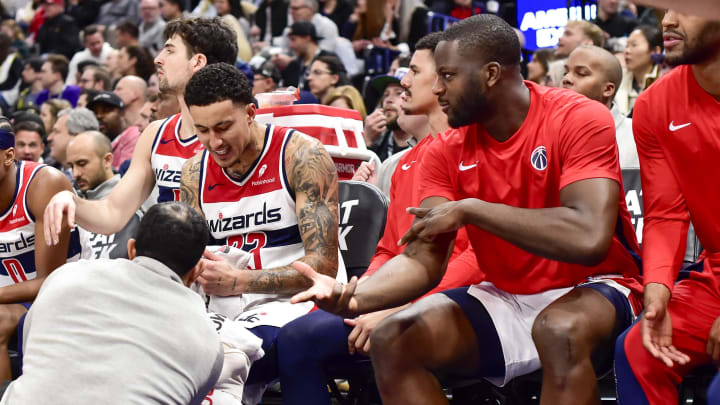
[531,146,548,171]
[258,164,268,177]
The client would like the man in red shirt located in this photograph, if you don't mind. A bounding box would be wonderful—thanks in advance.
[290,14,641,404]
[614,10,720,404]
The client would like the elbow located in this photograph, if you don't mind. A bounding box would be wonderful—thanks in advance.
[573,233,612,267]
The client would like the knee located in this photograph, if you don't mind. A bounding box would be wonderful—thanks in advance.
[532,309,591,365]
[369,315,407,360]
[0,307,22,345]
[277,311,343,365]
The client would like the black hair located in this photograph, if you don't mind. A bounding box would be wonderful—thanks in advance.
[163,18,238,66]
[83,24,104,41]
[184,62,254,107]
[313,55,349,85]
[134,202,209,277]
[116,20,139,38]
[415,31,443,53]
[84,66,112,90]
[13,120,45,141]
[77,59,99,73]
[25,56,44,73]
[227,0,247,20]
[634,24,664,52]
[0,32,11,62]
[124,45,156,81]
[441,14,521,66]
[164,0,185,11]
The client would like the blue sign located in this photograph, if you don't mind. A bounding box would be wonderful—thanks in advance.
[517,0,597,50]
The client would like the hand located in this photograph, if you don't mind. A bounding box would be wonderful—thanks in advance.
[352,39,371,53]
[363,109,387,146]
[351,161,377,184]
[641,283,690,367]
[250,25,261,37]
[290,261,359,317]
[43,190,76,246]
[271,53,292,71]
[707,316,720,364]
[398,200,467,246]
[344,306,404,355]
[196,249,244,296]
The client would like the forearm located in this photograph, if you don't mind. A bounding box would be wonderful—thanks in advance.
[72,194,139,235]
[0,277,44,304]
[461,198,612,266]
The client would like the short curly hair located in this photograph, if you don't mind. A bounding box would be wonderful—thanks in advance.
[184,63,254,107]
[163,18,238,66]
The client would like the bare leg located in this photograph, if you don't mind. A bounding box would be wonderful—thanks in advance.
[0,304,28,381]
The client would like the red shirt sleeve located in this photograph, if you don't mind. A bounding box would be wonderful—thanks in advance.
[558,100,622,189]
[633,95,690,291]
[418,130,460,203]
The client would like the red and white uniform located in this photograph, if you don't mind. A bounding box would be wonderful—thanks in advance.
[616,65,720,404]
[364,133,484,297]
[199,125,346,327]
[151,114,204,203]
[0,161,80,286]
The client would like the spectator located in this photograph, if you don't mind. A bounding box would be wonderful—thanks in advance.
[96,0,140,27]
[285,0,338,53]
[147,72,159,96]
[114,20,140,48]
[364,67,410,161]
[87,90,140,170]
[36,0,83,59]
[13,120,46,162]
[67,0,104,28]
[615,24,663,116]
[323,84,366,119]
[342,0,383,51]
[319,0,352,34]
[192,0,217,18]
[65,25,113,85]
[153,88,180,119]
[0,202,223,404]
[252,61,281,95]
[139,0,167,55]
[40,98,71,136]
[79,65,112,91]
[116,45,156,81]
[526,48,554,85]
[47,106,99,169]
[66,131,141,258]
[159,0,189,21]
[547,20,604,87]
[278,22,337,88]
[17,57,46,112]
[66,25,114,86]
[214,0,253,61]
[103,49,122,82]
[0,32,23,110]
[113,75,147,127]
[593,0,638,39]
[0,20,30,59]
[250,0,289,48]
[307,54,348,102]
[76,88,99,108]
[37,54,83,107]
[134,93,156,131]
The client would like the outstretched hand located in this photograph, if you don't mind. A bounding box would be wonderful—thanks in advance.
[398,200,466,246]
[290,261,359,317]
[641,298,690,368]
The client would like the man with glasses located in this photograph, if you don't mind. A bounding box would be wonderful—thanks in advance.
[252,61,281,96]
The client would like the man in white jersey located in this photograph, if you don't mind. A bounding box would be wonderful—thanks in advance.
[42,18,238,240]
[0,117,78,381]
[180,63,344,402]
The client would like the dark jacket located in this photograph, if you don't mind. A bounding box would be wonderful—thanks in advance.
[255,0,289,39]
[281,49,336,89]
[36,14,82,59]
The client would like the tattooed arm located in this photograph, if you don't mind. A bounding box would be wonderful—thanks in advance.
[180,152,205,219]
[197,132,340,296]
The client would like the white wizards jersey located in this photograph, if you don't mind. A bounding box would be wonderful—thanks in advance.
[151,113,204,203]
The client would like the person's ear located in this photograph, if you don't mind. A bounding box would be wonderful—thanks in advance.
[192,53,208,72]
[602,81,616,100]
[2,148,14,167]
[103,152,113,170]
[245,102,256,124]
[331,74,338,86]
[127,238,136,260]
[485,62,502,88]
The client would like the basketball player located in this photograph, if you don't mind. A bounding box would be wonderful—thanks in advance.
[0,117,79,381]
[289,15,641,404]
[614,10,720,404]
[42,18,237,242]
[179,63,344,401]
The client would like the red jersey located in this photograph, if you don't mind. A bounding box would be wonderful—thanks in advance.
[364,133,484,298]
[633,65,720,291]
[419,81,641,295]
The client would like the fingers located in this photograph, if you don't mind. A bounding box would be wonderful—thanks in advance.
[398,220,425,246]
[290,287,318,305]
[353,326,371,356]
[662,345,690,365]
[406,207,430,218]
[347,322,361,355]
[335,276,358,315]
[202,249,224,262]
[291,261,319,281]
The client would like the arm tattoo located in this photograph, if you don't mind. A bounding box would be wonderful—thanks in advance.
[241,134,339,295]
[180,154,203,215]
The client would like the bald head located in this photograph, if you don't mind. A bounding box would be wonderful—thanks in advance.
[66,131,114,192]
[562,45,623,108]
[114,75,147,106]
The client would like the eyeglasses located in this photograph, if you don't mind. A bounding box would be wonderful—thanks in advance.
[305,69,332,78]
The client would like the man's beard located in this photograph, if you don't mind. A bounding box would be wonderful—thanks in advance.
[666,22,720,66]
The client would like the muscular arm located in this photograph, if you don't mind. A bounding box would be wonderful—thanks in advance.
[241,134,340,294]
[180,152,204,218]
[0,167,73,303]
[61,120,161,234]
